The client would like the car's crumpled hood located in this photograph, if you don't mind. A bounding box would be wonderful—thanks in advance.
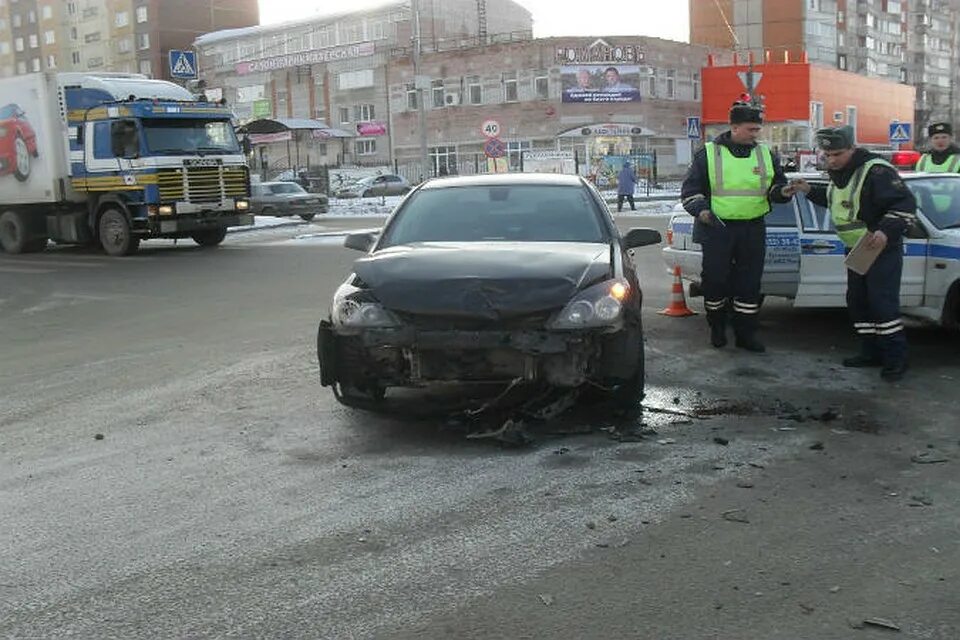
[352,242,611,319]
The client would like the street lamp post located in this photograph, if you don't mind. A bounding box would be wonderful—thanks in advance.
[411,0,429,180]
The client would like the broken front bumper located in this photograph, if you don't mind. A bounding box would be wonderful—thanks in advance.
[317,321,620,389]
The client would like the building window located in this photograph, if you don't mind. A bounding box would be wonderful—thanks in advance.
[665,69,676,99]
[429,146,457,176]
[67,2,76,16]
[503,71,518,102]
[507,141,531,171]
[276,88,288,115]
[117,37,132,53]
[115,11,128,27]
[88,56,103,68]
[338,69,374,90]
[354,103,375,121]
[0,42,9,55]
[14,37,23,52]
[16,61,26,75]
[85,32,101,44]
[28,34,38,48]
[467,75,481,104]
[339,106,350,124]
[44,30,55,45]
[838,53,847,70]
[693,71,700,100]
[31,57,40,72]
[137,33,149,49]
[846,106,857,142]
[138,59,151,75]
[406,83,418,110]
[136,6,147,23]
[27,9,35,23]
[12,14,20,28]
[810,101,824,130]
[71,51,80,64]
[70,27,77,41]
[41,5,52,20]
[356,139,376,155]
[432,79,445,108]
[534,73,548,99]
[647,67,657,97]
[46,54,56,68]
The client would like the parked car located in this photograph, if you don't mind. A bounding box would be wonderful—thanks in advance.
[662,172,960,328]
[336,174,411,198]
[0,103,39,182]
[250,181,328,221]
[317,173,662,410]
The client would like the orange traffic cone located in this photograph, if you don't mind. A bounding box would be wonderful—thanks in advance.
[659,265,697,317]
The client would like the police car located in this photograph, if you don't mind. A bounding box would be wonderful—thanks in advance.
[662,172,960,328]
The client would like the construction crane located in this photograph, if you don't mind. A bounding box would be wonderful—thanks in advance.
[477,0,487,43]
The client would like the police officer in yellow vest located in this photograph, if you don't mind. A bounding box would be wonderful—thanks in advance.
[917,122,960,173]
[681,101,791,352]
[791,126,917,382]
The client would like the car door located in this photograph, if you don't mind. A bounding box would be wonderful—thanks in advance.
[369,176,387,196]
[793,185,927,307]
[761,200,802,299]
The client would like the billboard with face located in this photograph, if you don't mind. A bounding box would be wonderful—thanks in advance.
[561,65,641,104]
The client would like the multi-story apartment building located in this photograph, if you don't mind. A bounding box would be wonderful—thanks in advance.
[0,0,258,80]
[689,0,960,142]
[195,0,535,168]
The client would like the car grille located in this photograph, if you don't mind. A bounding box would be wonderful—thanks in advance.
[157,166,249,203]
[395,311,553,331]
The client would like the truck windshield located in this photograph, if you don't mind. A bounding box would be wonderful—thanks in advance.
[907,177,960,230]
[142,119,240,155]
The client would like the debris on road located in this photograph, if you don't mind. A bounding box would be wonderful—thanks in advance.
[736,481,754,489]
[863,618,901,632]
[94,433,104,440]
[809,442,825,451]
[908,495,933,507]
[657,438,676,445]
[911,451,949,464]
[586,521,597,530]
[713,436,730,446]
[721,509,750,524]
[465,418,533,447]
[829,586,841,593]
[538,594,554,606]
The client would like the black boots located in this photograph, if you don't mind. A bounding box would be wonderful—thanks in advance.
[842,354,882,368]
[732,312,765,353]
[707,311,727,348]
[880,361,908,382]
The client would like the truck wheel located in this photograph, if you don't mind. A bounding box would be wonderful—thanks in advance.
[14,135,31,182]
[0,210,46,253]
[299,213,316,222]
[191,227,227,247]
[98,208,139,256]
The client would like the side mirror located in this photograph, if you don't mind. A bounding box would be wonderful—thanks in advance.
[344,232,376,252]
[623,227,662,250]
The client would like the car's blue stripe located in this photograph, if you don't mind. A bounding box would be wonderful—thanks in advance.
[930,244,960,260]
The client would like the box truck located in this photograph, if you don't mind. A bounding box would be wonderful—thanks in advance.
[0,72,252,256]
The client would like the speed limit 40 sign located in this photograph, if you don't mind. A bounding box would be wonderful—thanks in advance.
[480,119,501,138]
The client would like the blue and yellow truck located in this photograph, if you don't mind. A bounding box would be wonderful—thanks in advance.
[0,72,251,256]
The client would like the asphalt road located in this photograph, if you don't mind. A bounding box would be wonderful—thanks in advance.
[1,216,958,639]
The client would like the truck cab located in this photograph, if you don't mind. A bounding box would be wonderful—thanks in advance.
[662,172,960,328]
[0,72,252,256]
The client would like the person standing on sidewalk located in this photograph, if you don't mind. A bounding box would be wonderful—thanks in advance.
[680,101,792,352]
[789,126,916,382]
[617,161,637,212]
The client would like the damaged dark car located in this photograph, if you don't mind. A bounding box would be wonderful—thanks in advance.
[317,174,661,410]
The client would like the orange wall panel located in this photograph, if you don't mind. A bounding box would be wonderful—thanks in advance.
[702,63,811,124]
[810,66,915,147]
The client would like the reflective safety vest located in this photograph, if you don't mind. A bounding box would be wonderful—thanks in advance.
[828,158,894,248]
[705,142,775,220]
[916,153,960,173]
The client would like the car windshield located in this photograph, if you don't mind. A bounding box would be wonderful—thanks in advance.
[270,183,306,194]
[380,184,607,246]
[142,118,241,155]
[907,177,960,230]
[0,104,19,119]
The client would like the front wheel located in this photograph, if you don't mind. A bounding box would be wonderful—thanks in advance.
[191,227,227,247]
[299,213,316,222]
[98,208,139,256]
[14,135,31,182]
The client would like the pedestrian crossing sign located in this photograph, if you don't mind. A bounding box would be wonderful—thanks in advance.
[169,50,198,79]
[889,122,912,143]
[686,116,702,140]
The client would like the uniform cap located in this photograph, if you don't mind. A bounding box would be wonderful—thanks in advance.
[815,126,855,151]
[729,101,762,125]
[928,122,953,136]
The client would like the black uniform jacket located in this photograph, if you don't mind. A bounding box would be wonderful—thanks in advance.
[806,149,917,244]
[680,132,791,218]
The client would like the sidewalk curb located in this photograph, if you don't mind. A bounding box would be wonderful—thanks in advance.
[227,218,308,234]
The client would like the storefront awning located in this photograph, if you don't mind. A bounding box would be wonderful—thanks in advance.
[557,123,656,138]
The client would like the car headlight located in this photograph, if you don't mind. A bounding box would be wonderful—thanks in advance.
[332,283,401,328]
[548,279,630,330]
[236,199,250,211]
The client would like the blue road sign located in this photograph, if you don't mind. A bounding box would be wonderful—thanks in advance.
[169,50,198,79]
[686,116,702,140]
[889,122,912,144]
[484,137,506,158]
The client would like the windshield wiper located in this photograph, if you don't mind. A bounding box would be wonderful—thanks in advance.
[152,148,194,155]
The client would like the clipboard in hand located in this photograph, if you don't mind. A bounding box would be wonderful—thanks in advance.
[844,233,882,275]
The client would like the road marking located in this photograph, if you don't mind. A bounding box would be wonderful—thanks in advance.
[0,258,105,269]
[0,265,55,274]
[21,292,112,315]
